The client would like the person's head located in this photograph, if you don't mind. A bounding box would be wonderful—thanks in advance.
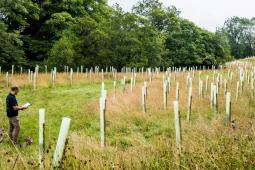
[10,86,20,95]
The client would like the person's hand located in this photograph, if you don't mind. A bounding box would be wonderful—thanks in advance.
[20,106,26,110]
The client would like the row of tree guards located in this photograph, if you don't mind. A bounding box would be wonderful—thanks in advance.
[2,64,217,88]
[3,64,252,91]
[3,62,254,168]
[100,81,233,154]
[98,63,255,155]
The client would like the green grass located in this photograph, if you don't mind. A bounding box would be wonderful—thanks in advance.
[0,80,113,169]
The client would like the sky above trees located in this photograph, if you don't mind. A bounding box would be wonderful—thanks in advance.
[108,0,255,32]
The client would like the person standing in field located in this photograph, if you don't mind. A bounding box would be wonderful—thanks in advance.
[6,86,27,145]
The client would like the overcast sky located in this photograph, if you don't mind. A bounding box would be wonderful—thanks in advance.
[108,0,255,32]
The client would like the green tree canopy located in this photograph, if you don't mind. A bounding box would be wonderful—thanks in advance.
[0,0,232,70]
[0,21,25,69]
[219,16,255,58]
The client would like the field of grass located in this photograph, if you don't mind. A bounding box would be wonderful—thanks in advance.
[0,65,254,169]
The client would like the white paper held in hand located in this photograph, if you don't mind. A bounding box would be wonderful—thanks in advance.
[23,102,31,108]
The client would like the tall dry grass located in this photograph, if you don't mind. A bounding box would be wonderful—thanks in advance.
[0,66,254,169]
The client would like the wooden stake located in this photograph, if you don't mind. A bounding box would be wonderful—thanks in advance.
[144,81,147,98]
[141,86,146,113]
[113,81,116,99]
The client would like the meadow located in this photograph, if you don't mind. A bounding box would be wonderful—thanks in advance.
[0,61,254,169]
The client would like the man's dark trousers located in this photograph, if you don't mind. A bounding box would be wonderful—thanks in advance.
[8,116,20,144]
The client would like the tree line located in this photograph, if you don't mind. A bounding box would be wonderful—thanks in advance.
[218,17,255,59]
[0,0,253,71]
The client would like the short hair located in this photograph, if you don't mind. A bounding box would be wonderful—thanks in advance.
[11,85,19,91]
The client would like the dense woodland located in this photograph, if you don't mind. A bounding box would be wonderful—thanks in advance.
[0,0,254,70]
